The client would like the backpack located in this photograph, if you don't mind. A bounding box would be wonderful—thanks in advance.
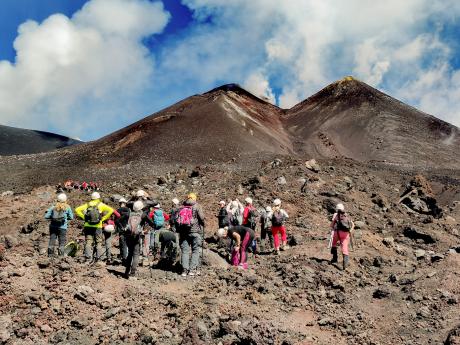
[127,211,143,235]
[177,206,194,229]
[247,207,258,228]
[84,202,101,225]
[335,213,351,231]
[153,209,165,229]
[271,210,285,227]
[51,207,66,227]
[230,208,241,226]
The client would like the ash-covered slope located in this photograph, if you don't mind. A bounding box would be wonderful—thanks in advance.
[84,84,292,164]
[284,77,460,168]
[0,125,81,156]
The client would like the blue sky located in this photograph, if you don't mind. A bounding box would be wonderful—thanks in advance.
[1,0,460,141]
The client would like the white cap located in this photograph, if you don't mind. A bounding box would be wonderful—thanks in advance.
[136,190,146,198]
[57,193,67,202]
[91,192,100,200]
[336,203,345,212]
[119,198,127,204]
[217,228,227,238]
[273,198,281,206]
[245,197,253,204]
[104,224,115,233]
[133,200,144,211]
[265,206,272,212]
[172,198,180,205]
[154,203,160,208]
[219,200,226,205]
[231,200,239,208]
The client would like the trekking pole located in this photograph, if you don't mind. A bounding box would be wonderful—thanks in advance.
[350,231,355,251]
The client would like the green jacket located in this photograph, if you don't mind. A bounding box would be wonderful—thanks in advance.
[75,199,114,229]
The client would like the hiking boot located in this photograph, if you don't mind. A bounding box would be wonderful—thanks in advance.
[181,270,188,277]
[188,270,196,277]
[274,249,280,256]
[343,255,349,271]
[330,247,338,264]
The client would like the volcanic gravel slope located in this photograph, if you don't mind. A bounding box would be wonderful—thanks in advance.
[0,157,459,345]
[284,77,460,168]
[0,124,81,156]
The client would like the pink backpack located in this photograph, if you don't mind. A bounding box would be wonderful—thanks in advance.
[177,206,193,228]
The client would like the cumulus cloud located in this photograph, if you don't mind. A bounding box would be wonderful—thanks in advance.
[0,0,169,139]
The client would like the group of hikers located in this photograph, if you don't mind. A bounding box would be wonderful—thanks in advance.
[58,180,100,192]
[45,190,355,278]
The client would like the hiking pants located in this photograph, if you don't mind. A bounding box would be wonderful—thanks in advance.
[180,232,202,271]
[261,226,274,248]
[272,225,287,249]
[125,234,141,276]
[83,227,104,260]
[118,232,128,262]
[103,231,114,260]
[231,231,251,268]
[48,227,67,256]
[332,230,350,256]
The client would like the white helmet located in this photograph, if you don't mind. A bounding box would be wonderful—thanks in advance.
[273,198,281,206]
[336,203,345,212]
[219,200,226,205]
[217,227,227,238]
[91,192,100,200]
[133,200,144,211]
[245,197,253,204]
[57,193,67,202]
[265,206,272,212]
[119,198,127,204]
[172,198,180,205]
[136,190,146,198]
[154,203,160,209]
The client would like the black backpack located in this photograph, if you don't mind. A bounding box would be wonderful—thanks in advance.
[85,203,101,225]
[247,207,258,228]
[271,211,285,227]
[50,207,66,227]
[336,213,351,231]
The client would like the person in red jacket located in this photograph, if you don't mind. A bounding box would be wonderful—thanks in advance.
[242,197,257,230]
[148,203,170,253]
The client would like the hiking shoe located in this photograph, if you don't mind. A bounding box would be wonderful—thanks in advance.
[283,245,290,250]
[274,249,280,256]
[181,271,188,277]
[188,270,196,277]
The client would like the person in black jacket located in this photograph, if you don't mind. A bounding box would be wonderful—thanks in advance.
[216,200,229,229]
[115,198,130,264]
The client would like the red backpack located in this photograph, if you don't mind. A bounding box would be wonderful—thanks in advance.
[177,206,194,228]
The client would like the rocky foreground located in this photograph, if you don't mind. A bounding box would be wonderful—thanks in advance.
[0,157,459,345]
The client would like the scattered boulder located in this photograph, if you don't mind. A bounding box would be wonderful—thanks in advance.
[445,324,460,345]
[0,315,12,343]
[403,227,436,244]
[276,176,287,185]
[373,287,391,299]
[75,285,95,303]
[305,159,320,173]
[1,191,14,197]
[2,235,18,249]
[20,220,40,234]
[354,221,366,229]
[415,249,426,260]
[399,175,442,218]
[111,194,124,203]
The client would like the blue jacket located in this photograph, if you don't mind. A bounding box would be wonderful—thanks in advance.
[45,204,74,230]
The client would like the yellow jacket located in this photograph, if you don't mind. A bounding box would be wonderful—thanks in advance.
[75,199,114,229]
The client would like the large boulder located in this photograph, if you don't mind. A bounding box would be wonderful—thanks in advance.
[399,175,442,218]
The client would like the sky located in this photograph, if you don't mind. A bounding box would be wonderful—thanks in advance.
[1,0,460,141]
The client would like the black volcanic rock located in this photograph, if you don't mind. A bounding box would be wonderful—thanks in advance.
[0,124,81,156]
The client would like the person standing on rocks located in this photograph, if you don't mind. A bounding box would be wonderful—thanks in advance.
[260,206,274,252]
[115,198,130,264]
[227,199,244,226]
[44,193,74,257]
[217,200,230,229]
[217,226,255,269]
[242,197,258,230]
[75,192,115,263]
[169,198,181,232]
[271,199,289,255]
[124,200,155,279]
[330,203,355,270]
[178,193,205,277]
[148,203,170,251]
[102,210,121,263]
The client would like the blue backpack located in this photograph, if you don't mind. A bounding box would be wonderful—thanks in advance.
[153,209,165,229]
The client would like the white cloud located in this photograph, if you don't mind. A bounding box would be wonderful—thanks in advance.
[0,0,170,139]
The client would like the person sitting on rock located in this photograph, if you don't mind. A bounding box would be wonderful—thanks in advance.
[44,193,74,257]
[75,192,114,263]
[217,226,255,269]
[330,203,355,270]
[271,199,289,255]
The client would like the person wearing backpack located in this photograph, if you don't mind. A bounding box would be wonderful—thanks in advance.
[124,200,155,279]
[152,228,180,269]
[226,199,244,226]
[242,197,258,230]
[217,200,230,229]
[217,226,255,269]
[271,199,289,255]
[75,192,115,262]
[330,203,355,270]
[260,206,274,253]
[148,203,170,251]
[115,198,130,264]
[44,193,74,257]
[169,198,181,232]
[177,193,205,277]
[102,210,121,263]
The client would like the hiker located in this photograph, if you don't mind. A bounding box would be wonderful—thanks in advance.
[153,228,180,269]
[44,193,74,257]
[75,192,115,262]
[115,198,130,264]
[81,181,89,191]
[330,203,355,270]
[271,198,289,255]
[169,198,180,232]
[226,199,244,226]
[242,197,258,230]
[260,206,274,252]
[124,200,155,279]
[217,226,255,269]
[177,193,205,277]
[148,203,170,251]
[217,200,230,229]
[102,210,121,263]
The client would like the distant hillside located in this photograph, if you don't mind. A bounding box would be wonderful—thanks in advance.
[0,124,81,156]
